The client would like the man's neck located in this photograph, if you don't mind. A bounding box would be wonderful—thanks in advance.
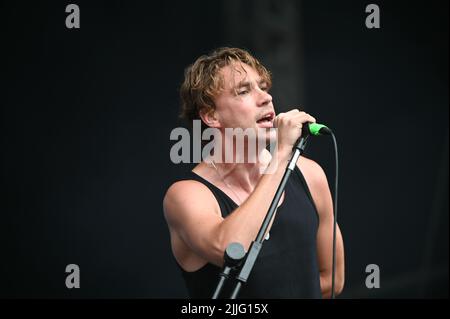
[208,148,272,193]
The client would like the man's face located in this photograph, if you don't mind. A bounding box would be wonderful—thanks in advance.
[213,62,275,131]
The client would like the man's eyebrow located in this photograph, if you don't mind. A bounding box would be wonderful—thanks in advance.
[235,81,251,89]
[234,79,267,89]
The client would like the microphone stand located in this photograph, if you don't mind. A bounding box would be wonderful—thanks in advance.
[212,130,311,299]
[212,242,246,299]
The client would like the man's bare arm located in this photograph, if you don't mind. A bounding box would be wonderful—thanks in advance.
[298,157,345,298]
[163,148,293,267]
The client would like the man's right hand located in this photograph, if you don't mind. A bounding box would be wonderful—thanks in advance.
[274,109,316,155]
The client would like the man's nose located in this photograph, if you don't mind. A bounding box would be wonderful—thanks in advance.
[257,90,272,107]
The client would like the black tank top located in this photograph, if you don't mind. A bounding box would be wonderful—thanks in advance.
[179,165,322,299]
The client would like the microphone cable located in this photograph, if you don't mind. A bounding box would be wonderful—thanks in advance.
[307,123,339,298]
[330,131,339,299]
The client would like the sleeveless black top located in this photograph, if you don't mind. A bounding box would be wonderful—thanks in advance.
[179,166,322,299]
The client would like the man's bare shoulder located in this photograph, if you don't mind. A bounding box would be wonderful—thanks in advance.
[297,156,329,198]
[298,156,326,179]
[163,179,221,225]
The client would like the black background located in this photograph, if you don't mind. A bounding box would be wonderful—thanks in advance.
[1,0,448,298]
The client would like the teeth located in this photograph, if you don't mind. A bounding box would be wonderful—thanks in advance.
[257,114,273,123]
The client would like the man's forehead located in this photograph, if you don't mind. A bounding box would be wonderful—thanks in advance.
[220,62,261,87]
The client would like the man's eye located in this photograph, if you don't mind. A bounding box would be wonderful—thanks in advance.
[238,90,248,95]
[260,86,268,91]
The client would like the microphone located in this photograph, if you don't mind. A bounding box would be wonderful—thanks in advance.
[305,122,332,136]
[294,122,331,153]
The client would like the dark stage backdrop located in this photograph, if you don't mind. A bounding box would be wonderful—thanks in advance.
[1,1,448,298]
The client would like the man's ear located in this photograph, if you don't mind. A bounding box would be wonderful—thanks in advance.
[199,109,221,128]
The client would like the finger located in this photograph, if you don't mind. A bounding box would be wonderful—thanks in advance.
[285,108,301,114]
[273,113,284,127]
[293,112,316,124]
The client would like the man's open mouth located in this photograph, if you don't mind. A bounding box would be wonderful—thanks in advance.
[256,112,275,124]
